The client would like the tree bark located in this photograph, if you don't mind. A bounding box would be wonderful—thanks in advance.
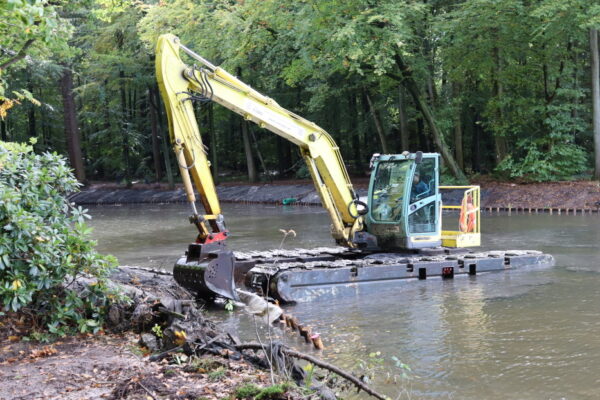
[0,119,7,141]
[393,54,466,181]
[454,114,464,171]
[398,85,410,152]
[492,46,508,164]
[365,90,389,153]
[241,119,258,182]
[119,70,130,182]
[151,84,174,189]
[27,69,36,139]
[59,65,86,182]
[471,108,482,173]
[237,68,258,182]
[452,83,464,170]
[350,93,362,169]
[591,29,600,180]
[148,88,162,181]
[208,103,218,184]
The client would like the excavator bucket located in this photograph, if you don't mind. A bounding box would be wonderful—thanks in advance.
[173,243,239,301]
[203,250,239,301]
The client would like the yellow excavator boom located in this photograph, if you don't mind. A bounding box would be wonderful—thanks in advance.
[156,34,363,246]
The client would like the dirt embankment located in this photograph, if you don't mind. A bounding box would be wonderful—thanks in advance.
[70,180,600,211]
[0,267,349,400]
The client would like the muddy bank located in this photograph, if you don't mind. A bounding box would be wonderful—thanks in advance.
[0,266,376,400]
[69,180,600,211]
[0,267,277,400]
[69,181,350,206]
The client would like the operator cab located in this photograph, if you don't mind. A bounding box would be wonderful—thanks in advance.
[363,152,441,250]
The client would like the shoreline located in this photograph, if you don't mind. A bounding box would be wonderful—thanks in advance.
[69,180,600,213]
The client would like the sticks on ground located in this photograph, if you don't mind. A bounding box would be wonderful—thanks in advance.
[235,342,387,400]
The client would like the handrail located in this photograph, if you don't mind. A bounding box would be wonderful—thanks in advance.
[439,185,481,247]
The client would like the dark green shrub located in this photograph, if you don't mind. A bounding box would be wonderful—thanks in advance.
[0,140,118,336]
[495,141,588,182]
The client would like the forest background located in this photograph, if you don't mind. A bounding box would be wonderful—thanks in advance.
[2,0,600,185]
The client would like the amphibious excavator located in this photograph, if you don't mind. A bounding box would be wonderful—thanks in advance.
[155,34,553,303]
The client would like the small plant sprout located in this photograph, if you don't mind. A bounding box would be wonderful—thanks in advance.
[151,323,163,338]
[225,299,235,312]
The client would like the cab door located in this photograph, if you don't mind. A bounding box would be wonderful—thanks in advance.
[405,154,441,248]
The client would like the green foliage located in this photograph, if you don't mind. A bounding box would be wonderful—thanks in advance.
[0,140,118,335]
[255,383,290,400]
[0,0,72,112]
[496,142,588,182]
[295,165,310,180]
[303,363,315,389]
[3,0,600,183]
[234,383,261,399]
[151,323,163,338]
[233,382,291,399]
[207,366,227,381]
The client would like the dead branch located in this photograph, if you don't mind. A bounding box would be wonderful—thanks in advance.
[236,342,388,400]
[0,39,35,71]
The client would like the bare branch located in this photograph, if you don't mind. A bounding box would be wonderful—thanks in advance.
[236,342,388,400]
[0,39,35,71]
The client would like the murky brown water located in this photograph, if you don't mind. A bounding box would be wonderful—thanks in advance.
[89,204,600,399]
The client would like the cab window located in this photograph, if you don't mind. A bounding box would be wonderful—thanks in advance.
[371,160,411,222]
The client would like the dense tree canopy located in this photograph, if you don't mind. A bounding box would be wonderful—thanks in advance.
[1,0,600,183]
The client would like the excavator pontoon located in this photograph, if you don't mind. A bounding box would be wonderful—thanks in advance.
[155,34,554,303]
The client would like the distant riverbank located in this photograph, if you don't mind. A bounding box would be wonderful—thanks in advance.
[70,180,600,212]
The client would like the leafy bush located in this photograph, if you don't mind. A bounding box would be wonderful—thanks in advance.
[294,164,311,180]
[495,141,588,182]
[0,140,118,336]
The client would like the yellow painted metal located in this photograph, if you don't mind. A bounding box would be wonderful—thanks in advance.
[439,185,481,248]
[156,35,222,240]
[156,34,361,246]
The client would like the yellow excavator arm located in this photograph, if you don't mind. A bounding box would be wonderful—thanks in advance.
[156,34,363,246]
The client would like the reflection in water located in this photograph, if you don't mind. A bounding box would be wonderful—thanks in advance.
[89,205,600,399]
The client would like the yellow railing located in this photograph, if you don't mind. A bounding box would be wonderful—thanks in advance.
[439,185,481,248]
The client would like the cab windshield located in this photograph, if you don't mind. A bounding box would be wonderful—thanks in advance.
[370,160,411,222]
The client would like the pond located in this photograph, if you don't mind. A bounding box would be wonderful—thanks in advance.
[89,203,600,399]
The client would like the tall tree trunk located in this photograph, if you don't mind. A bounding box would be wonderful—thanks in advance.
[398,85,410,152]
[151,84,174,189]
[350,93,361,169]
[119,70,130,182]
[208,103,218,184]
[237,67,258,182]
[148,88,162,181]
[492,46,508,164]
[394,54,466,181]
[1,119,7,141]
[59,65,86,182]
[365,90,389,153]
[241,119,258,182]
[471,108,482,173]
[27,69,36,139]
[454,116,464,171]
[591,29,600,180]
[250,128,269,177]
[452,83,464,170]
